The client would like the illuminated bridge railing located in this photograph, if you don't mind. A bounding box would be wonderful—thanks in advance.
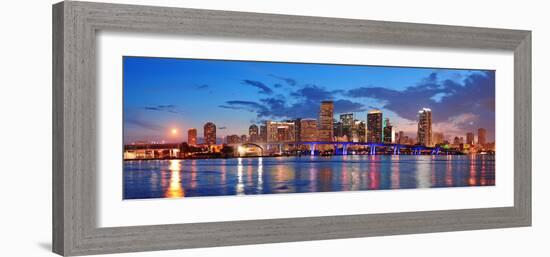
[234,141,455,156]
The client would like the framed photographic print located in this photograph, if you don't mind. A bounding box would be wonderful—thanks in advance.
[53,1,531,256]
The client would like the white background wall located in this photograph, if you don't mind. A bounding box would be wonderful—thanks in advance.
[0,0,547,256]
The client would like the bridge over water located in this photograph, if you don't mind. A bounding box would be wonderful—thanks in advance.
[232,141,458,156]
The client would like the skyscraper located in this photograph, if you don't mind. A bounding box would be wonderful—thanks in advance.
[187,128,197,145]
[266,121,295,142]
[478,128,487,145]
[340,113,354,140]
[333,121,344,139]
[383,118,394,144]
[293,118,302,142]
[318,101,334,141]
[259,125,267,142]
[367,110,383,143]
[355,120,366,142]
[249,124,259,142]
[203,122,216,145]
[398,131,405,144]
[466,132,475,145]
[417,108,432,146]
[433,132,444,145]
[300,118,318,142]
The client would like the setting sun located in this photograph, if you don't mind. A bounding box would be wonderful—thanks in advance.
[171,128,178,135]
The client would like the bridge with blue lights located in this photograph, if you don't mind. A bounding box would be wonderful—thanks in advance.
[234,141,458,156]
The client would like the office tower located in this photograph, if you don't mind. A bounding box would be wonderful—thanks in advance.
[241,134,247,143]
[398,131,405,144]
[203,122,216,145]
[478,128,487,145]
[367,110,383,143]
[293,118,302,142]
[433,132,444,145]
[318,101,334,141]
[300,118,318,142]
[355,120,366,142]
[260,125,267,142]
[466,132,475,145]
[333,121,344,139]
[417,108,433,146]
[340,113,354,140]
[226,135,240,144]
[187,128,197,145]
[265,121,296,142]
[249,124,259,142]
[383,118,395,144]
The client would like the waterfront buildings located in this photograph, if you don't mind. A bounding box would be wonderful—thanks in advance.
[355,120,366,142]
[203,122,216,145]
[367,110,383,143]
[260,125,267,142]
[466,132,475,145]
[300,118,318,142]
[266,120,296,142]
[433,132,444,145]
[417,108,433,146]
[383,118,395,144]
[318,101,334,141]
[478,128,487,145]
[226,134,240,144]
[249,124,259,142]
[187,128,197,145]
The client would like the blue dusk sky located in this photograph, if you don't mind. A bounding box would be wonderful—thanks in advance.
[123,56,495,144]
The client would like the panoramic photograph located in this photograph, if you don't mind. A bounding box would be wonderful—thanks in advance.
[122,56,496,200]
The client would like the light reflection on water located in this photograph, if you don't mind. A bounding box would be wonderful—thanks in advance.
[123,155,495,200]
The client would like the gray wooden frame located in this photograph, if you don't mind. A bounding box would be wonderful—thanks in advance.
[52,1,531,256]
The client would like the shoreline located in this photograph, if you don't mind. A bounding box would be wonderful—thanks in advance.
[122,152,495,162]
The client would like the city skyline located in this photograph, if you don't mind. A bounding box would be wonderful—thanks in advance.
[123,57,495,145]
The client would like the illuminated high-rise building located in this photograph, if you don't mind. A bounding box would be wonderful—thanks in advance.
[265,121,295,142]
[367,110,383,143]
[293,118,302,142]
[203,122,216,145]
[417,108,432,146]
[187,128,197,145]
[433,132,444,145]
[226,134,240,144]
[355,120,366,142]
[333,121,344,139]
[318,101,334,141]
[300,118,318,142]
[466,132,475,145]
[383,118,394,144]
[340,113,354,140]
[398,131,405,144]
[478,128,487,145]
[249,124,259,142]
[259,125,267,142]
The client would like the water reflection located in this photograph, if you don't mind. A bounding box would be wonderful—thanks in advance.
[123,155,496,199]
[164,160,184,198]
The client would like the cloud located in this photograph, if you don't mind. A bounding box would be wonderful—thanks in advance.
[270,74,297,86]
[218,100,268,113]
[345,71,495,138]
[242,80,273,94]
[218,126,227,130]
[126,118,165,131]
[333,99,366,113]
[194,84,209,90]
[143,104,181,114]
